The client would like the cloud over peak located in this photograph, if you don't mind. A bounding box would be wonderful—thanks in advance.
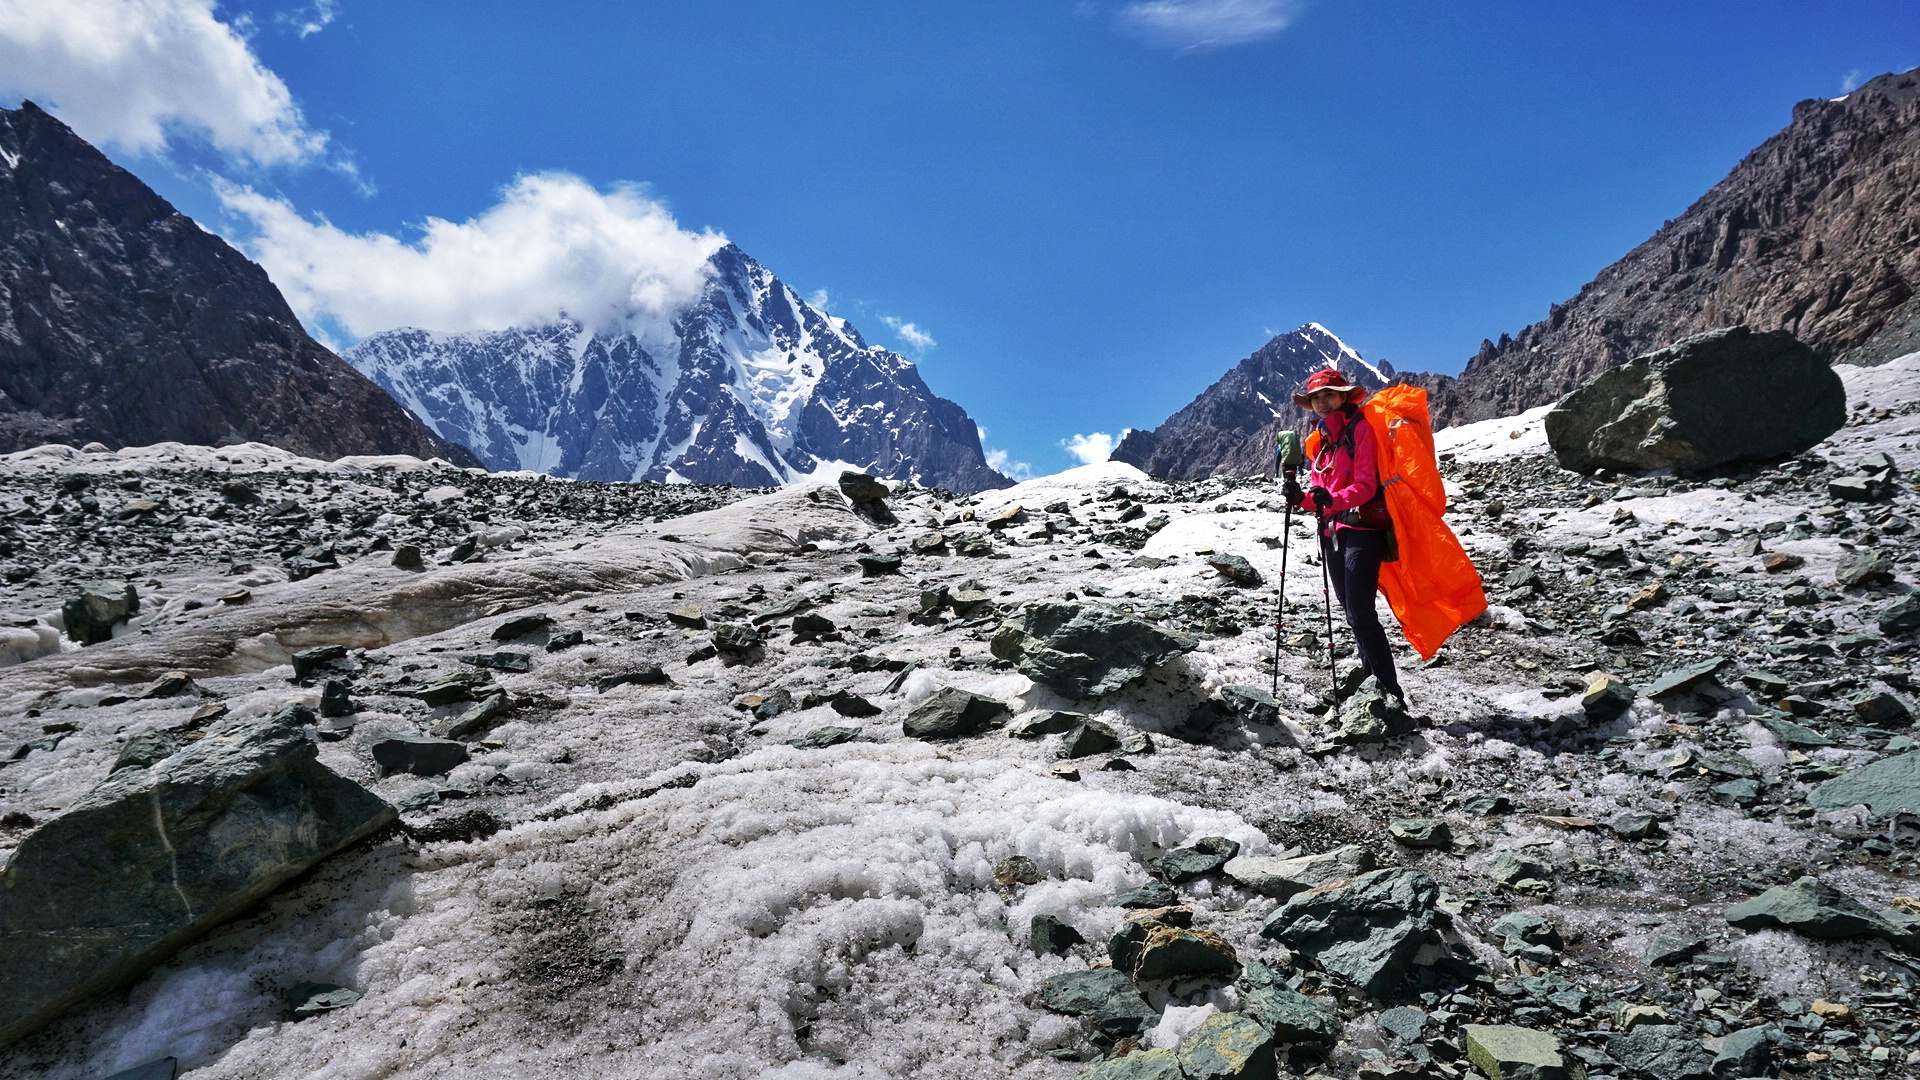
[219,172,728,340]
[0,0,330,167]
[1115,0,1303,51]
[1061,431,1123,465]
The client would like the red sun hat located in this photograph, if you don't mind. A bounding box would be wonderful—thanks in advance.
[1292,368,1367,408]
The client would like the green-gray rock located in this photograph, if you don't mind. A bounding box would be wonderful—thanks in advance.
[1037,967,1158,1036]
[1724,875,1917,946]
[1581,676,1635,722]
[1176,1012,1277,1080]
[1030,914,1085,956]
[1809,751,1920,817]
[901,686,1009,739]
[0,714,394,1046]
[989,601,1197,699]
[1240,985,1340,1047]
[61,579,139,645]
[1332,676,1414,744]
[1486,848,1553,886]
[1155,836,1240,882]
[1258,868,1440,998]
[1877,593,1920,634]
[1112,882,1179,908]
[1463,1024,1583,1080]
[1389,818,1451,848]
[1542,326,1843,475]
[1061,719,1122,759]
[1007,709,1087,738]
[1076,1047,1184,1080]
[789,726,860,749]
[1604,1024,1712,1080]
[1206,554,1264,587]
[1643,656,1730,698]
[1223,844,1376,899]
[1754,714,1831,747]
[1852,691,1913,728]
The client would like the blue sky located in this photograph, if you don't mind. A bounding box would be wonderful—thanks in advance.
[3,2,1917,476]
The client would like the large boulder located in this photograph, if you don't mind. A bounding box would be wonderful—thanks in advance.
[1543,326,1844,475]
[0,714,395,1046]
[1724,875,1920,947]
[1809,751,1920,817]
[1258,868,1441,998]
[61,579,139,645]
[1224,843,1377,900]
[990,602,1198,700]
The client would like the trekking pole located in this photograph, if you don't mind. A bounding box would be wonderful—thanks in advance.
[1271,431,1305,696]
[1318,511,1339,702]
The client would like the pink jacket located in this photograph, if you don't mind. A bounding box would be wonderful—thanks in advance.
[1295,406,1380,530]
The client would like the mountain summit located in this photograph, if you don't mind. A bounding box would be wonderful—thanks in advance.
[1110,323,1391,480]
[0,102,476,465]
[346,245,1009,491]
[1414,65,1920,427]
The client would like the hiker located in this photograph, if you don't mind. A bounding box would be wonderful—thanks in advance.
[1283,369,1405,701]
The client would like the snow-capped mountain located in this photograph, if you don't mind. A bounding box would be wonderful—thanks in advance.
[1110,323,1393,479]
[345,243,1010,491]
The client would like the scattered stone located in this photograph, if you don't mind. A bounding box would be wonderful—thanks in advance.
[432,693,511,740]
[290,644,349,682]
[1835,548,1896,589]
[1543,326,1844,474]
[1725,875,1919,947]
[1491,912,1563,960]
[1178,1012,1277,1080]
[1605,1024,1714,1080]
[902,687,1010,739]
[463,650,531,673]
[856,553,903,577]
[1608,812,1663,840]
[1188,683,1285,731]
[1376,1005,1428,1043]
[101,1059,177,1080]
[1389,818,1451,848]
[1830,474,1892,502]
[1644,934,1708,967]
[1706,1026,1775,1078]
[285,982,360,1019]
[1206,554,1264,587]
[1464,1024,1581,1080]
[911,531,947,554]
[113,731,182,773]
[1132,922,1239,981]
[828,693,882,718]
[789,726,860,749]
[1112,882,1179,909]
[1037,968,1159,1036]
[0,714,394,1045]
[1154,836,1241,882]
[1581,675,1635,722]
[60,579,139,645]
[985,505,1026,531]
[1030,914,1085,956]
[545,629,584,651]
[995,854,1042,887]
[1061,719,1121,758]
[1643,656,1729,698]
[1332,676,1414,744]
[391,544,424,568]
[1763,552,1804,573]
[666,604,707,629]
[1223,844,1377,900]
[491,613,553,641]
[1852,691,1913,728]
[711,623,761,654]
[319,679,355,718]
[839,471,891,505]
[1076,1048,1183,1080]
[595,667,670,692]
[1879,593,1920,634]
[1259,868,1440,998]
[1008,710,1087,738]
[1808,751,1920,817]
[1485,848,1553,888]
[989,602,1198,699]
[791,612,837,640]
[369,735,470,777]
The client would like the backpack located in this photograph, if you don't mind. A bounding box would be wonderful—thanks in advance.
[1305,385,1487,659]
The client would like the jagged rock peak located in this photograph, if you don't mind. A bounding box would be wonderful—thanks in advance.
[1408,64,1920,429]
[0,101,478,465]
[1110,323,1392,480]
[347,243,1009,492]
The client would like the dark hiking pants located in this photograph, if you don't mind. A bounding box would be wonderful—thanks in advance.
[1320,526,1403,701]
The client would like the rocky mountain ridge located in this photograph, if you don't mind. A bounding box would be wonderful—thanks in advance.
[1111,324,1392,480]
[346,244,1009,492]
[0,102,477,467]
[1411,65,1920,428]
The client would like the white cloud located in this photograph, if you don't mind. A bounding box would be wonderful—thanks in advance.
[985,448,1034,481]
[217,171,729,339]
[1060,431,1125,465]
[0,0,329,166]
[1116,0,1303,51]
[1842,68,1862,93]
[805,288,833,313]
[279,0,339,39]
[880,316,937,354]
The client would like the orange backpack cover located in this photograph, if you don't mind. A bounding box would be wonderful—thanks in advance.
[1306,385,1487,659]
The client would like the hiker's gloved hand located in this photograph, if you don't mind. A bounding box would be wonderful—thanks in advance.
[1309,486,1332,512]
[1282,477,1304,505]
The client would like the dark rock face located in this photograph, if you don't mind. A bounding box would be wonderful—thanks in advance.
[1412,66,1920,428]
[989,601,1199,699]
[1544,326,1845,474]
[0,714,394,1046]
[0,103,477,465]
[346,244,1009,492]
[1111,324,1391,480]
